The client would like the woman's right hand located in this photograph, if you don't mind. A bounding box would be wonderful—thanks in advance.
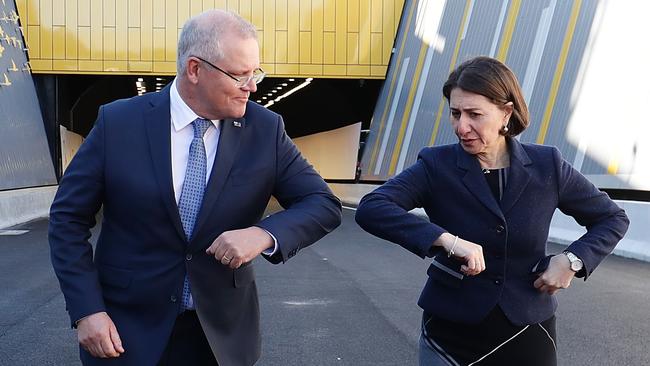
[433,233,486,276]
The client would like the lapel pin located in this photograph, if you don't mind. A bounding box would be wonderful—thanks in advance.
[233,121,242,128]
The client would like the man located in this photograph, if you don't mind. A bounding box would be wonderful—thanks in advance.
[49,10,342,366]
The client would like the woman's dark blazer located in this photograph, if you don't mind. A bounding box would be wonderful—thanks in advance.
[355,138,628,326]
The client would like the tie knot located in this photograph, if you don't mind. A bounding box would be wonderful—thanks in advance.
[192,118,212,138]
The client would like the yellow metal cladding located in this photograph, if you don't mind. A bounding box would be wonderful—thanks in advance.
[17,0,404,77]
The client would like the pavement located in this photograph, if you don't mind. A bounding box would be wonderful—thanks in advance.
[1,208,650,366]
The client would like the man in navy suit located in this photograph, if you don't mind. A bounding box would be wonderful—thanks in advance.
[49,10,341,366]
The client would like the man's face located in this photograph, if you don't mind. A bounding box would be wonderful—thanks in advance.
[196,33,260,120]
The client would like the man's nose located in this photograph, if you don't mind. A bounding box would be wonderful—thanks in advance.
[241,78,257,92]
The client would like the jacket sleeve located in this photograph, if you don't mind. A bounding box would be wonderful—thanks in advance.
[553,147,629,279]
[255,115,342,264]
[48,107,107,326]
[355,149,447,258]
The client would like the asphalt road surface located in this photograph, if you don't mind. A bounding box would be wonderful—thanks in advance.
[1,208,648,365]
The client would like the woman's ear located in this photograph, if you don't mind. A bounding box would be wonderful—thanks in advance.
[503,101,514,122]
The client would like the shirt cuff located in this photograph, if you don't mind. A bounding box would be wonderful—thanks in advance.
[260,229,279,256]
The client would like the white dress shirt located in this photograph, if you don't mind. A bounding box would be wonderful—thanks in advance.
[169,79,278,254]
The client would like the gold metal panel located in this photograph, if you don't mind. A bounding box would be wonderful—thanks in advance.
[53,59,78,70]
[323,32,335,64]
[324,0,335,32]
[311,0,324,63]
[23,0,404,78]
[370,33,382,64]
[78,26,90,59]
[128,0,141,28]
[103,27,115,60]
[359,0,370,64]
[370,65,386,76]
[299,31,311,63]
[128,28,140,60]
[27,25,40,58]
[78,0,90,26]
[191,0,202,15]
[323,64,345,75]
[347,65,369,75]
[153,28,165,61]
[141,0,153,61]
[103,0,115,27]
[66,0,78,59]
[300,64,322,75]
[104,60,127,72]
[275,31,287,63]
[287,0,299,63]
[52,25,65,59]
[178,0,191,27]
[300,0,311,31]
[335,0,347,64]
[39,0,52,58]
[129,61,153,72]
[275,63,299,75]
[276,0,287,31]
[79,60,103,71]
[52,0,63,26]
[371,0,382,33]
[347,0,358,32]
[239,0,252,20]
[262,1,275,62]
[347,33,358,64]
[90,0,102,60]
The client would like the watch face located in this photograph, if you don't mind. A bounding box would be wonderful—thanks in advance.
[570,261,583,272]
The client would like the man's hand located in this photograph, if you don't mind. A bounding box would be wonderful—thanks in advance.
[534,254,575,294]
[77,312,124,358]
[206,227,274,269]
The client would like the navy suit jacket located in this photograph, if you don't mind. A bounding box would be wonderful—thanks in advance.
[356,138,628,326]
[49,84,341,366]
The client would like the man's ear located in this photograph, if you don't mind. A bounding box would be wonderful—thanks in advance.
[185,57,201,84]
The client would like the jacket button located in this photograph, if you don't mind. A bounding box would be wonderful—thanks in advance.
[170,295,177,303]
[186,253,192,261]
[494,279,501,285]
[495,225,505,233]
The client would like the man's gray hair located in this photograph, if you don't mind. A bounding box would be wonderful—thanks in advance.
[177,10,257,76]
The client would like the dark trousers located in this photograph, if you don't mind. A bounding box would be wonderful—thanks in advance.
[157,311,219,366]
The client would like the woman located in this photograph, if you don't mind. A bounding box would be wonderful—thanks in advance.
[355,56,629,366]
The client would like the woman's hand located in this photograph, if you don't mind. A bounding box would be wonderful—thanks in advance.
[434,233,485,276]
[534,254,575,294]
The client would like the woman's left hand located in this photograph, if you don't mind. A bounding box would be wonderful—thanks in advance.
[533,254,576,294]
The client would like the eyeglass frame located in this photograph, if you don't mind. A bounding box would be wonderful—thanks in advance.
[192,55,265,88]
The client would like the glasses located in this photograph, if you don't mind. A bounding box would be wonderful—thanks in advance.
[193,55,265,88]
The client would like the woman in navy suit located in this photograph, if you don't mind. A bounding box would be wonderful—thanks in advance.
[355,56,628,366]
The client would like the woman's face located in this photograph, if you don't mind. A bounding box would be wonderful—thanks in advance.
[449,87,512,156]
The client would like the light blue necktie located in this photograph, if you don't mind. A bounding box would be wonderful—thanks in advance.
[178,118,212,311]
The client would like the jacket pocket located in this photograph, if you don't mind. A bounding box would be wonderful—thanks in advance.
[427,256,464,289]
[233,262,255,288]
[96,263,132,289]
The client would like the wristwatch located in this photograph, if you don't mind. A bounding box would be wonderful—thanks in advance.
[563,250,584,272]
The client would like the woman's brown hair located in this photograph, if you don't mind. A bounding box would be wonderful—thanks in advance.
[442,56,529,136]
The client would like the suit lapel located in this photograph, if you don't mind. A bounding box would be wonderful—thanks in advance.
[500,138,532,215]
[456,144,504,219]
[191,118,245,244]
[144,85,187,242]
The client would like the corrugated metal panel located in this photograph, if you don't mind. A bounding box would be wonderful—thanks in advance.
[0,0,57,190]
[361,0,646,190]
[18,0,405,79]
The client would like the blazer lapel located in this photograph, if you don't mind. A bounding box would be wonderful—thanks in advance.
[456,144,504,219]
[500,138,532,215]
[144,85,186,242]
[191,117,245,244]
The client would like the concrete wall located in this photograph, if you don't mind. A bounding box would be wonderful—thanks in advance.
[0,186,57,229]
[293,123,361,180]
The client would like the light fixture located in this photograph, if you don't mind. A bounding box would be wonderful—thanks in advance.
[282,83,287,86]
